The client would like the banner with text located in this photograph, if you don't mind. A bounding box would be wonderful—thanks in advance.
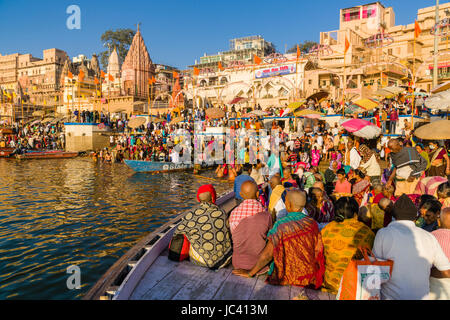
[255,64,296,79]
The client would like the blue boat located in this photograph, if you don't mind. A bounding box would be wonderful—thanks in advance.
[124,160,194,173]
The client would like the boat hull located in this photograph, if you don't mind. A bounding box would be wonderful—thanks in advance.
[124,160,194,173]
[15,151,79,160]
[0,148,14,158]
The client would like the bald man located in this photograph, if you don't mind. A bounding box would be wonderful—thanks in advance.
[233,190,326,289]
[230,180,272,270]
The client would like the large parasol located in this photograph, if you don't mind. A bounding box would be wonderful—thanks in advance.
[127,117,146,129]
[352,98,379,111]
[341,118,381,139]
[229,97,247,104]
[431,81,450,94]
[294,109,324,117]
[205,107,225,119]
[425,89,450,110]
[414,120,450,140]
[170,116,184,124]
[306,91,329,103]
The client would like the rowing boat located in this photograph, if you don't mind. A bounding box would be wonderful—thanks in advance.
[124,160,196,173]
[84,190,335,301]
[0,147,14,158]
[15,150,79,160]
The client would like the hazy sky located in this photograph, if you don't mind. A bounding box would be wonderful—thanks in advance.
[0,0,444,69]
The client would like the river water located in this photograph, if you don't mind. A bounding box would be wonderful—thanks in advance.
[0,158,231,299]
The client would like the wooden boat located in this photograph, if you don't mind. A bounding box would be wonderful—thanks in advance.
[0,147,14,158]
[84,191,335,301]
[124,160,195,173]
[15,150,79,160]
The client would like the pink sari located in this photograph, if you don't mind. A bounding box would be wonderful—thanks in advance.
[311,149,320,167]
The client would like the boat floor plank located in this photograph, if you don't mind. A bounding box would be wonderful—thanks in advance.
[171,262,233,300]
[249,275,290,300]
[139,258,206,300]
[129,254,180,300]
[212,268,259,300]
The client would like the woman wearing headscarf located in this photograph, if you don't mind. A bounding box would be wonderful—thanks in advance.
[427,141,450,178]
[321,197,375,295]
[352,169,371,206]
[174,184,232,269]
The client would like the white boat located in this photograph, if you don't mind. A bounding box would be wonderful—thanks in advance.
[84,190,335,300]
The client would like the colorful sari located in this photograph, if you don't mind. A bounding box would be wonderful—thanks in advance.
[321,216,375,294]
[352,179,371,205]
[266,212,325,288]
[311,149,320,167]
[415,176,448,197]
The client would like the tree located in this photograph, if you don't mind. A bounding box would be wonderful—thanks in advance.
[287,41,318,55]
[99,28,136,70]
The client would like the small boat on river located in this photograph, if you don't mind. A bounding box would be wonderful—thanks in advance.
[15,150,79,160]
[124,160,195,173]
[0,147,15,158]
[84,190,335,301]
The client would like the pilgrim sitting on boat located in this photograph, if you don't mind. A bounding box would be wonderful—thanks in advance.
[169,184,232,269]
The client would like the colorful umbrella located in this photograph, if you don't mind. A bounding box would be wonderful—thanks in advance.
[229,97,247,104]
[294,109,323,117]
[127,117,146,128]
[341,119,381,139]
[205,107,225,119]
[414,120,450,140]
[353,98,379,110]
[306,91,329,102]
[345,104,366,115]
[250,110,269,116]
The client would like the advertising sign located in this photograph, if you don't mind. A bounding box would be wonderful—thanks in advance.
[255,64,296,79]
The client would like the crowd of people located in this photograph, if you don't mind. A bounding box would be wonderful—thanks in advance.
[0,121,65,152]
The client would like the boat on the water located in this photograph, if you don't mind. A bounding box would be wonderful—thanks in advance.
[124,160,195,173]
[0,147,14,158]
[84,190,335,301]
[15,150,79,160]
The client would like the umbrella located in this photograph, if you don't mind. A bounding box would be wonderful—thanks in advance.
[425,89,450,110]
[294,109,323,117]
[345,104,366,115]
[431,81,450,94]
[414,120,450,140]
[32,110,44,117]
[383,86,405,95]
[341,119,381,139]
[287,101,306,110]
[250,110,269,116]
[306,91,329,102]
[170,116,183,124]
[373,89,395,98]
[352,98,379,110]
[229,97,247,104]
[205,107,225,119]
[127,117,146,128]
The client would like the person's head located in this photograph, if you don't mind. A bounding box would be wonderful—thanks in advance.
[313,181,325,192]
[331,160,338,171]
[392,194,417,221]
[378,197,394,214]
[347,139,354,149]
[415,143,424,153]
[334,197,359,222]
[383,184,395,198]
[242,163,252,174]
[269,174,282,190]
[336,168,346,181]
[309,187,324,204]
[440,207,450,229]
[388,139,402,153]
[283,167,292,179]
[196,184,217,204]
[419,199,442,225]
[358,206,372,227]
[428,141,439,151]
[437,181,450,200]
[285,190,307,213]
[354,169,365,181]
[372,182,383,196]
[239,180,258,200]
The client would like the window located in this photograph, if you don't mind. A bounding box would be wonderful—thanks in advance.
[342,8,360,22]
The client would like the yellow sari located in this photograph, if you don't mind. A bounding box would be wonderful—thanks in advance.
[320,216,375,294]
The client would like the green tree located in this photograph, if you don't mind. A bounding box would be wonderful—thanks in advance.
[287,41,318,55]
[99,28,136,70]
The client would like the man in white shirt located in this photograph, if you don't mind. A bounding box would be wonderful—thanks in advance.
[373,194,450,300]
[345,140,361,170]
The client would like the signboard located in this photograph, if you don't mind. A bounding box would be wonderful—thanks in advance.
[255,64,296,79]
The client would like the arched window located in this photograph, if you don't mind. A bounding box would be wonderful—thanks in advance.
[220,77,227,85]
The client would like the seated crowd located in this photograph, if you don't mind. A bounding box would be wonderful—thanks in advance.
[170,137,450,300]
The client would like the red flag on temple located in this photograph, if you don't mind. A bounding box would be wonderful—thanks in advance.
[296,45,301,59]
[108,74,114,82]
[218,62,224,71]
[253,54,262,65]
[344,36,350,55]
[414,20,421,38]
[100,70,106,78]
[193,67,200,76]
[67,71,73,79]
[94,77,99,85]
[78,70,85,82]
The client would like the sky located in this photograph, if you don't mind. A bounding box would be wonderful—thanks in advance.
[0,0,444,70]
